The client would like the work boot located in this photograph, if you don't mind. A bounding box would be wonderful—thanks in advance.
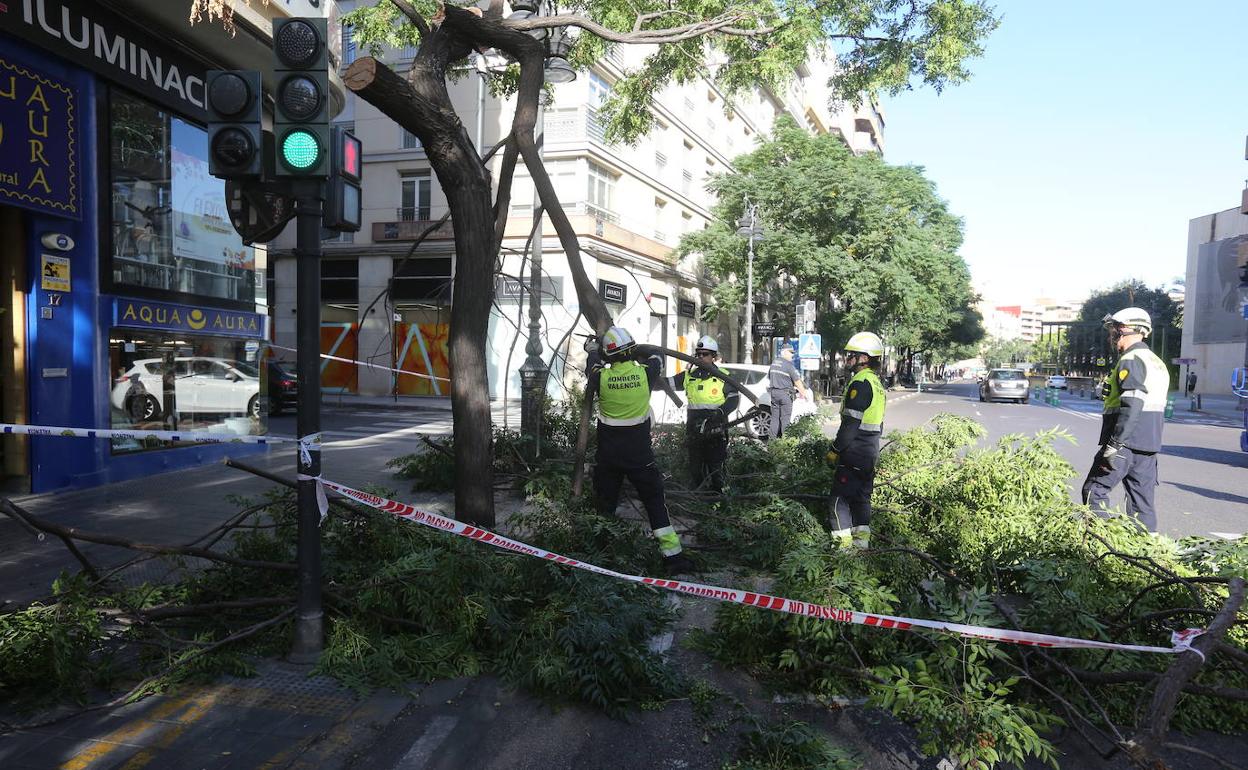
[662,552,696,575]
[851,525,871,550]
[829,528,853,549]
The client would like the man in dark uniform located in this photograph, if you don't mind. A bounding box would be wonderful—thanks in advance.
[670,335,739,493]
[826,332,886,549]
[766,347,809,439]
[588,326,694,573]
[1081,307,1170,532]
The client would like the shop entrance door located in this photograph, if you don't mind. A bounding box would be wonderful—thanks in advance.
[0,206,30,493]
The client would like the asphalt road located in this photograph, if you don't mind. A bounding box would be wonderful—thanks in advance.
[883,380,1247,540]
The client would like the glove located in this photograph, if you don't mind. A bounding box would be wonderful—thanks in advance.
[825,449,840,467]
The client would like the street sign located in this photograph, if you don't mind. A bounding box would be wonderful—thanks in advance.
[798,333,821,359]
[1172,357,1197,365]
[753,322,777,336]
[799,357,820,371]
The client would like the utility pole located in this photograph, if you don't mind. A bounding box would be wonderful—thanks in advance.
[736,202,763,364]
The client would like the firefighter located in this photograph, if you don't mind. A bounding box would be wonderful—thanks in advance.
[826,332,886,548]
[1081,307,1169,531]
[588,326,695,573]
[670,335,739,494]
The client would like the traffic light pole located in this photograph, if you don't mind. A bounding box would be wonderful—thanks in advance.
[290,183,324,663]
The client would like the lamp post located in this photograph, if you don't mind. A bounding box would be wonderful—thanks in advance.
[512,0,576,453]
[735,202,763,363]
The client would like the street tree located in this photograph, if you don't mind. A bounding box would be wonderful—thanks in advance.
[981,336,1033,369]
[1079,278,1182,368]
[192,0,999,526]
[680,117,982,365]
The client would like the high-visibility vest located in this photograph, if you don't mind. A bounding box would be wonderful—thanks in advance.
[840,369,885,433]
[1102,345,1168,451]
[598,360,652,426]
[686,367,730,411]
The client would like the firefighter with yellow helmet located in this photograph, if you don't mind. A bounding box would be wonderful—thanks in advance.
[669,335,739,494]
[1081,307,1169,531]
[826,332,886,548]
[587,326,695,573]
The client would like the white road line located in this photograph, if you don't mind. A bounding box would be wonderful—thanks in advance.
[1210,532,1243,540]
[397,715,460,769]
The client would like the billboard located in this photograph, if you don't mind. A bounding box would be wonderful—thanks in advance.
[1193,235,1248,344]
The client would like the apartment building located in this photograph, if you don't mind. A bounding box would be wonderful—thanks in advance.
[268,7,886,398]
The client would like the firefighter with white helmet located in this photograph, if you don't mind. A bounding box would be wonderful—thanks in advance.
[669,335,739,494]
[1081,307,1169,531]
[826,331,886,549]
[587,326,694,573]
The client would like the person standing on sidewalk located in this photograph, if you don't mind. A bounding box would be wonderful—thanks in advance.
[766,347,809,439]
[1081,307,1170,532]
[670,335,739,494]
[588,326,695,573]
[826,332,886,549]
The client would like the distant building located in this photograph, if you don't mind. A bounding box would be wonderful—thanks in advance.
[1182,207,1247,395]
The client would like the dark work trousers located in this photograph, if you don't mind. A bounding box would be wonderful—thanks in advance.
[594,421,673,532]
[768,390,794,439]
[686,417,728,493]
[829,458,876,531]
[1081,446,1159,532]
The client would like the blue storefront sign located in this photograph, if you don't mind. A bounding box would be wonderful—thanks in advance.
[0,53,79,218]
[111,297,265,339]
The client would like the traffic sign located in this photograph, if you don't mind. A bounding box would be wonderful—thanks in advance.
[1172,357,1197,365]
[753,322,777,336]
[798,333,821,359]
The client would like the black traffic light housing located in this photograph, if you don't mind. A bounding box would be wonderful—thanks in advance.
[324,126,363,231]
[206,70,263,179]
[272,17,330,178]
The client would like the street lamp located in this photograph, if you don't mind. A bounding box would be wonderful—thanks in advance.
[735,202,763,363]
[512,0,578,453]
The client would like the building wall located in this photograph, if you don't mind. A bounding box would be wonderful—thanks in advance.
[1183,207,1248,395]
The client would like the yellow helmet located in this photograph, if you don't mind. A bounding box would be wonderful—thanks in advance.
[845,332,884,358]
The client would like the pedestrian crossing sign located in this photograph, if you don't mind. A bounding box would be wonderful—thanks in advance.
[798,333,821,359]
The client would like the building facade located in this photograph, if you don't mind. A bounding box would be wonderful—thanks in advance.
[1182,206,1247,395]
[269,5,886,399]
[0,0,345,493]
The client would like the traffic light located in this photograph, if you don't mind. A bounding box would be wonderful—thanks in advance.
[272,17,330,177]
[324,126,362,231]
[206,70,262,179]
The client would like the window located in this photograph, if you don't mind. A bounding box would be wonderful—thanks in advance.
[400,173,431,220]
[587,161,616,216]
[109,332,263,454]
[321,260,359,303]
[341,24,357,66]
[589,71,611,108]
[401,128,421,150]
[655,150,667,172]
[681,170,692,196]
[392,257,452,302]
[109,90,255,304]
[654,198,667,242]
[681,211,693,232]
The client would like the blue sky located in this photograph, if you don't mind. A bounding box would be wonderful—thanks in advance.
[879,0,1248,306]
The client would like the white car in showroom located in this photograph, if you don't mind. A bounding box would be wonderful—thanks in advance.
[111,357,261,421]
[651,363,816,438]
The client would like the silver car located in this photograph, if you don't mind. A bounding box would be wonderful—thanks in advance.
[979,368,1029,403]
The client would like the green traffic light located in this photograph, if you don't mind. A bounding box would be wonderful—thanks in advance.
[281,129,321,170]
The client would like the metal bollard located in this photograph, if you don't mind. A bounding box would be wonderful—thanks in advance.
[1164,396,1174,419]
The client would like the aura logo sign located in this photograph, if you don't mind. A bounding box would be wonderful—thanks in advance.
[111,297,263,339]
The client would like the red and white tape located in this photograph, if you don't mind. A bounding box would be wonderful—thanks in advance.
[1,422,285,446]
[320,478,1190,655]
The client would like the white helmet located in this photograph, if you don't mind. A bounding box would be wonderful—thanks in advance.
[845,331,884,358]
[601,326,636,358]
[1103,307,1152,337]
[694,335,719,353]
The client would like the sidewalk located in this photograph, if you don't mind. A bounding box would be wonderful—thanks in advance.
[1187,392,1247,425]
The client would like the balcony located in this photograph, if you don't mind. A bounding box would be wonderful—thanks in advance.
[373,210,454,243]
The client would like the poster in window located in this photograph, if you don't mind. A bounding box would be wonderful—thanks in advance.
[169,119,253,270]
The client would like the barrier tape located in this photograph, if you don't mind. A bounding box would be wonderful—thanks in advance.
[0,422,286,446]
[319,477,1191,655]
[266,343,453,383]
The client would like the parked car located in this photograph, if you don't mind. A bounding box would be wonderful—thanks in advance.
[111,357,261,420]
[651,363,817,439]
[979,368,1029,403]
[1045,374,1068,390]
[267,360,298,415]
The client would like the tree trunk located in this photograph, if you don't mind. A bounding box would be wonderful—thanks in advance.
[345,52,496,527]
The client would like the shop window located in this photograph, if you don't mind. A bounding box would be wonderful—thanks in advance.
[108,90,256,304]
[321,259,359,303]
[108,331,264,454]
[392,257,452,302]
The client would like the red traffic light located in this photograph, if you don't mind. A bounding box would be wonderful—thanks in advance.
[341,132,361,181]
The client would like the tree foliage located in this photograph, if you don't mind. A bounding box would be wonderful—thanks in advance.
[1077,279,1181,333]
[980,336,1033,369]
[678,117,982,355]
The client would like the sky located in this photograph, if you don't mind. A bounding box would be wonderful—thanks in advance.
[879,0,1248,306]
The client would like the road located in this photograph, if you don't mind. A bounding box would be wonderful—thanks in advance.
[882,380,1246,540]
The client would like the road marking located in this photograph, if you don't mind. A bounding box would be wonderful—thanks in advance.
[397,715,459,769]
[975,410,982,417]
[1057,408,1097,422]
[60,691,220,770]
[1210,532,1243,540]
